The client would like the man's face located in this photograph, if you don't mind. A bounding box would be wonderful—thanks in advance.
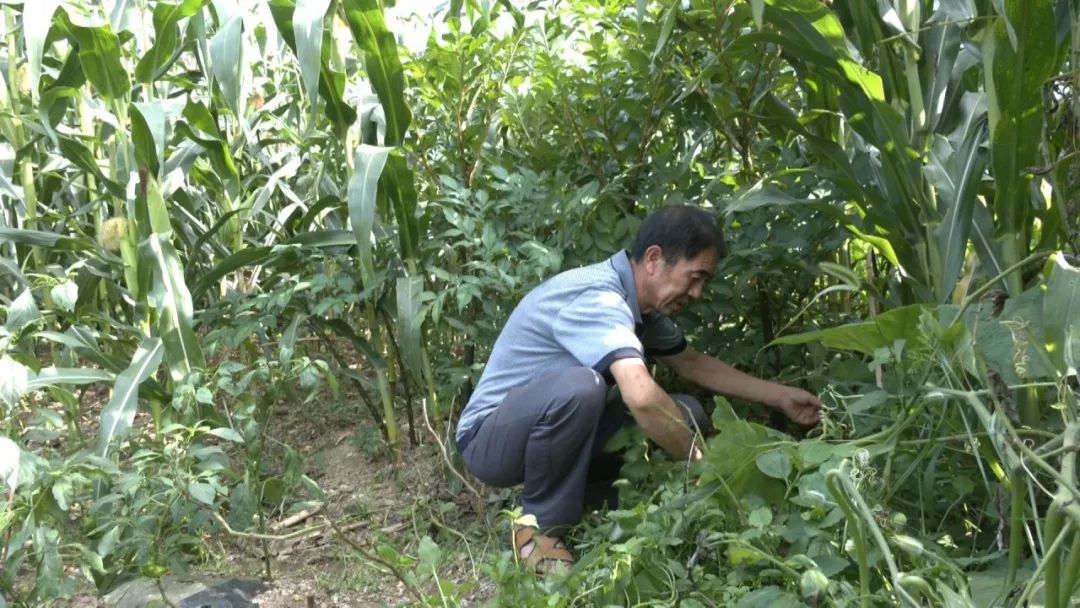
[650,248,720,316]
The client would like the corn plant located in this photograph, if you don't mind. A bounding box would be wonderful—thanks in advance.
[0,0,428,599]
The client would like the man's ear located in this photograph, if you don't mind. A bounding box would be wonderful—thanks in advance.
[643,245,665,272]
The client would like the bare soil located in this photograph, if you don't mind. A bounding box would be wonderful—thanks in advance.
[65,401,496,607]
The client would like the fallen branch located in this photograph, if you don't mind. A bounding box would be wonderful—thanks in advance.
[271,505,323,532]
[209,510,326,542]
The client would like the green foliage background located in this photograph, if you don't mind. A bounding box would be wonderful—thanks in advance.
[1,0,1079,605]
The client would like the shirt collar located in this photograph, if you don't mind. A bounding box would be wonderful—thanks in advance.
[609,250,643,325]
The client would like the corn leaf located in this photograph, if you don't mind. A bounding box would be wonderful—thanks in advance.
[395,275,424,383]
[340,0,411,145]
[131,102,168,177]
[209,14,245,118]
[27,368,114,391]
[294,0,333,132]
[347,144,391,280]
[768,305,931,355]
[268,0,356,135]
[309,318,386,369]
[190,246,275,299]
[134,0,208,83]
[0,228,93,251]
[928,116,988,302]
[59,12,131,102]
[98,338,164,456]
[988,0,1057,238]
[381,152,420,262]
[143,180,206,381]
[23,0,64,98]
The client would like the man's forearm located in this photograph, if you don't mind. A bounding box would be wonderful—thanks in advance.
[610,358,697,459]
[676,352,782,408]
[626,390,696,459]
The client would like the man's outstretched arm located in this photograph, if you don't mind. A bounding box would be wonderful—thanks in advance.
[660,347,821,425]
[609,358,702,460]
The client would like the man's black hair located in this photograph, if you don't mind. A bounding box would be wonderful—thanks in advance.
[630,205,727,263]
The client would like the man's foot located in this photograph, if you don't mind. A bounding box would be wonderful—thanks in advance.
[513,517,574,575]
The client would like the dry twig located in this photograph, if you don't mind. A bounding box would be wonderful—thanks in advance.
[422,398,483,502]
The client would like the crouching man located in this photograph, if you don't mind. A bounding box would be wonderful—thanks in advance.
[454,205,821,573]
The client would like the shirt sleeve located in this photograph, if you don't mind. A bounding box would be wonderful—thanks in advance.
[640,313,687,357]
[552,289,644,373]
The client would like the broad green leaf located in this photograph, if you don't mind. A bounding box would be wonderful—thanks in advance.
[50,281,78,313]
[27,368,113,390]
[0,356,30,412]
[748,506,773,528]
[280,313,305,365]
[188,481,216,505]
[703,418,786,504]
[797,441,849,467]
[395,275,424,383]
[734,585,803,608]
[23,0,64,98]
[60,12,131,101]
[97,525,122,559]
[418,536,441,571]
[209,15,245,117]
[347,144,391,280]
[1043,254,1080,373]
[33,527,64,599]
[341,0,411,145]
[7,288,40,332]
[134,0,208,83]
[769,305,930,355]
[0,436,21,491]
[207,427,243,443]
[98,337,165,456]
[756,449,793,480]
[847,390,889,414]
[294,0,333,131]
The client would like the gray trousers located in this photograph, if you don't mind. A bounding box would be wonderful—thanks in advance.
[458,366,710,533]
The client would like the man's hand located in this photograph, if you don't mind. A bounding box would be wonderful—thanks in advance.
[770,385,822,426]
